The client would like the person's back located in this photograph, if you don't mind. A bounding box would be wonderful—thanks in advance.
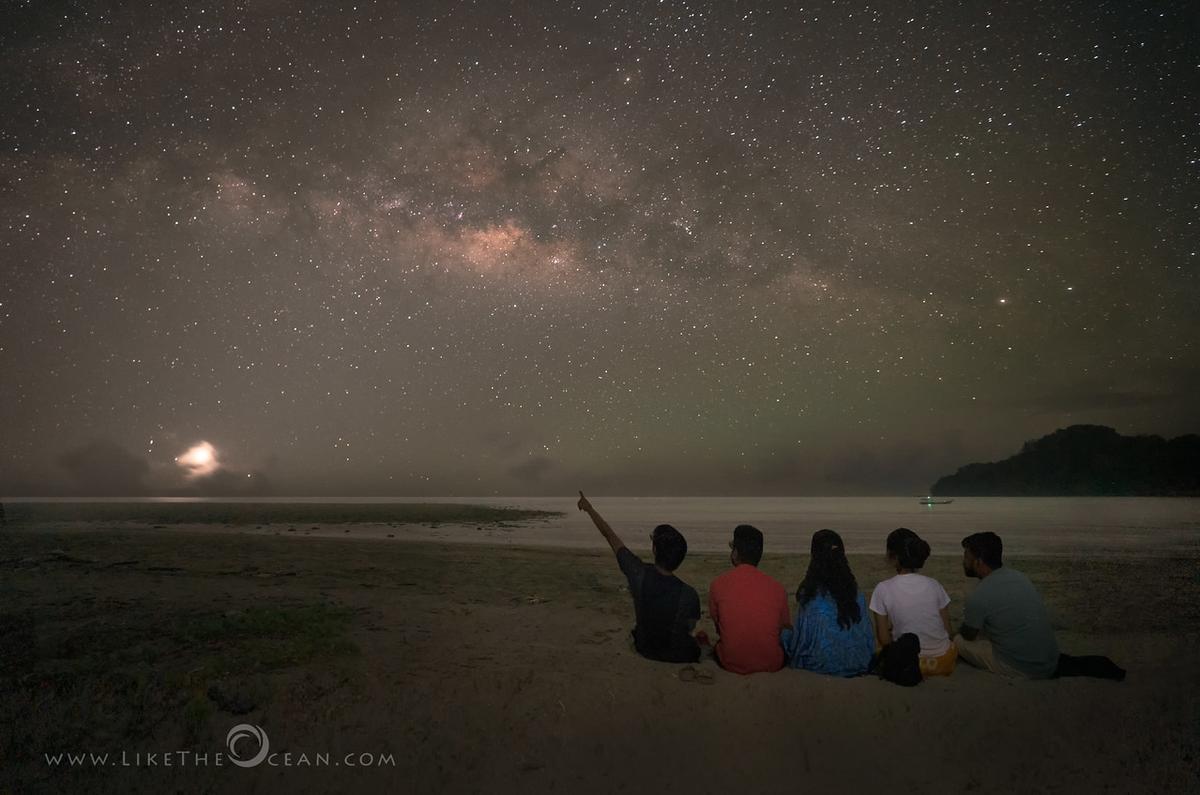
[957,531,1123,681]
[782,529,874,677]
[577,492,701,664]
[965,565,1058,678]
[708,524,790,674]
[868,529,957,677]
[618,547,701,663]
[710,564,790,673]
[871,573,952,656]
[783,589,875,676]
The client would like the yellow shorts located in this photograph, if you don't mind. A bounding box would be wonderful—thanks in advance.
[919,644,958,677]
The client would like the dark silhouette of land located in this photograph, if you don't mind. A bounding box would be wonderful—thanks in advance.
[931,425,1200,496]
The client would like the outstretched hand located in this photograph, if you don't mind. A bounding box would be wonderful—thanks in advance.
[578,490,623,554]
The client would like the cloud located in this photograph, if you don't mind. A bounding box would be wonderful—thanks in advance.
[56,440,150,496]
[1005,388,1174,414]
[748,432,969,495]
[176,441,220,478]
[988,364,1200,418]
[508,455,555,484]
[186,468,274,497]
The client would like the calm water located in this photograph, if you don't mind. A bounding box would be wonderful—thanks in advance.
[496,496,1200,558]
[13,495,1200,558]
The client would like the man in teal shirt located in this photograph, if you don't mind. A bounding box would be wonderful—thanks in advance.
[954,532,1059,678]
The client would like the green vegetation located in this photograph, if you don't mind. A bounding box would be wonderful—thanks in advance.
[176,604,359,674]
[1,590,359,792]
[2,501,562,525]
[0,528,370,793]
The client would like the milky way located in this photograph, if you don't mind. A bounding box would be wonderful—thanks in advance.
[1,1,1196,496]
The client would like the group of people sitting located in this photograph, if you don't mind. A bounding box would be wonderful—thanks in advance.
[577,492,1125,682]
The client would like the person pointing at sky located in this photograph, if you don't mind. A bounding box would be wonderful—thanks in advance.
[577,491,702,663]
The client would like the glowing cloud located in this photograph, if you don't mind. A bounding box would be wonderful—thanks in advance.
[176,441,219,478]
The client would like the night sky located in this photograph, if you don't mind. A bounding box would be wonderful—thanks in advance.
[1,1,1196,497]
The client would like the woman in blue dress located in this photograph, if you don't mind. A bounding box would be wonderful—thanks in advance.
[781,529,875,676]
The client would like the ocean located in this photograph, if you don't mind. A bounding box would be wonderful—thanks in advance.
[491,496,1200,558]
[11,495,1198,558]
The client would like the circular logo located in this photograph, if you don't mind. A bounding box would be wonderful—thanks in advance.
[226,724,270,768]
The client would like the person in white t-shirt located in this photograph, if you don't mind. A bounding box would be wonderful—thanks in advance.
[869,527,958,677]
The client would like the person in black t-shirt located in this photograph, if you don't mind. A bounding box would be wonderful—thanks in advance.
[577,491,701,663]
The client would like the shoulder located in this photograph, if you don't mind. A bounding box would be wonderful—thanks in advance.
[616,546,641,564]
[1006,568,1042,594]
[1005,567,1030,582]
[869,576,894,608]
[680,581,701,603]
[970,571,1009,602]
[921,574,950,595]
[916,573,946,591]
[616,547,645,579]
[986,567,1024,589]
[710,568,736,590]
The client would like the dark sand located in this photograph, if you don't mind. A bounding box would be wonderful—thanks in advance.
[1,523,1197,794]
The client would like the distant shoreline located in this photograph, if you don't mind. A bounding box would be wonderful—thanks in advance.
[4,496,1197,560]
[0,501,562,526]
[5,493,1199,502]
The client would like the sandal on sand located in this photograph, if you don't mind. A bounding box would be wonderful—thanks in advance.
[678,665,714,685]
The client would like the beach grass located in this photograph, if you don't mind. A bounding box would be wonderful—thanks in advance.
[2,595,359,780]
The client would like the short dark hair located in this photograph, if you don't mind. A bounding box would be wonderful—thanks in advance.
[961,532,1003,569]
[652,524,688,571]
[731,524,764,566]
[886,527,931,570]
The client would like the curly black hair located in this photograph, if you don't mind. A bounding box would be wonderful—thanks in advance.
[796,529,862,629]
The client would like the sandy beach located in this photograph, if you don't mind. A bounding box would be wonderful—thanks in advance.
[2,517,1198,794]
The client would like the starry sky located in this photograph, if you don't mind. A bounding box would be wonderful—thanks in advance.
[1,0,1196,497]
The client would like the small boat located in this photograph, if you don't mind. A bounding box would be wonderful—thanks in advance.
[919,497,954,505]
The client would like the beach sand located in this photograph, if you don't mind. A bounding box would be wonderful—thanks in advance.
[2,522,1197,793]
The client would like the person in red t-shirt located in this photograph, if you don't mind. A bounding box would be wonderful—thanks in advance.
[708,524,792,674]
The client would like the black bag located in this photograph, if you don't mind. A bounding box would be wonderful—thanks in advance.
[873,633,922,687]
